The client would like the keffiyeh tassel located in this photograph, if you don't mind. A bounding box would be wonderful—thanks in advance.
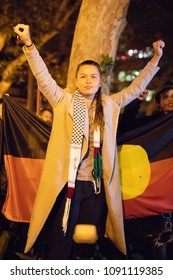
[62,189,73,235]
[62,144,82,234]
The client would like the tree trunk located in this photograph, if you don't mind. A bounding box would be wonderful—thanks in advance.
[27,68,35,111]
[67,0,130,93]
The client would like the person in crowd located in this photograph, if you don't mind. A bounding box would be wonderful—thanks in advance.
[13,23,164,260]
[118,82,173,259]
[28,107,53,158]
[119,81,173,136]
[38,107,53,125]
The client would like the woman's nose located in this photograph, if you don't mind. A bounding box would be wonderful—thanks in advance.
[86,77,91,83]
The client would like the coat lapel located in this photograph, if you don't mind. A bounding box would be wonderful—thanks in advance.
[102,96,120,184]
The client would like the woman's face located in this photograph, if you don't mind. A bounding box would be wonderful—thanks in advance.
[75,64,102,99]
[40,110,53,124]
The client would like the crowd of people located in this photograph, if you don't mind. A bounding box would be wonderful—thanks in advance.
[0,22,172,260]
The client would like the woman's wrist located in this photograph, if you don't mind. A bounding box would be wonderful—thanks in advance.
[25,42,33,47]
[150,54,161,66]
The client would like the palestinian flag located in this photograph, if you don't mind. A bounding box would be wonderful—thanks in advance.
[117,112,173,219]
[1,95,51,222]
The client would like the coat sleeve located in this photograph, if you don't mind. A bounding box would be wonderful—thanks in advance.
[110,61,159,109]
[23,45,65,108]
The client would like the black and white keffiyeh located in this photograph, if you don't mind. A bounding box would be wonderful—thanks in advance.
[62,90,102,234]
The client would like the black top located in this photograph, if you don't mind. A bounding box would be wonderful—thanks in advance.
[118,99,164,137]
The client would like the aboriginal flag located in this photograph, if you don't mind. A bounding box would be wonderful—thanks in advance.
[1,95,51,222]
[117,112,173,219]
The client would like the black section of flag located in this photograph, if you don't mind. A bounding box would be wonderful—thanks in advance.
[118,112,173,162]
[2,96,51,159]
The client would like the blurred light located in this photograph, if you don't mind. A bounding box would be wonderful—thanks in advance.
[128,49,134,56]
[138,51,143,59]
[120,55,127,60]
[118,71,126,82]
[145,90,155,102]
[125,46,153,59]
[126,74,133,81]
[118,70,141,82]
[134,70,140,76]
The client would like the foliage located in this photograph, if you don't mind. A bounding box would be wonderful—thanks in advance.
[100,54,114,77]
[0,0,81,91]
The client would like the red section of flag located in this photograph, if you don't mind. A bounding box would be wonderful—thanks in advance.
[123,155,173,219]
[2,155,44,222]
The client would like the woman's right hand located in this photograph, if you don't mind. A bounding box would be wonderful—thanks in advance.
[13,24,32,47]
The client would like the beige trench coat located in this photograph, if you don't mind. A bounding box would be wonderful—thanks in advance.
[23,46,159,255]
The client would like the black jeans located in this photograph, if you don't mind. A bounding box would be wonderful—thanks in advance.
[46,180,107,259]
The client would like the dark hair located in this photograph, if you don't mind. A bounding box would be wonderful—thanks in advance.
[76,60,104,129]
[155,81,173,103]
[39,107,53,116]
[76,60,102,77]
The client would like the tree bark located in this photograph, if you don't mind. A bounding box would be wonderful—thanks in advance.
[27,68,35,111]
[67,0,130,93]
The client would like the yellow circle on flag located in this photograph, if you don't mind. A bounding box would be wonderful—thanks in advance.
[118,144,151,200]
